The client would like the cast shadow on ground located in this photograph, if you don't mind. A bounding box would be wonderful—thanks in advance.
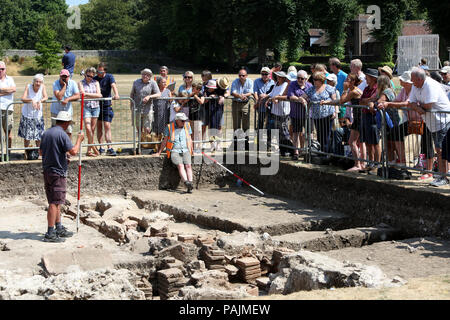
[0,231,43,241]
[394,238,450,259]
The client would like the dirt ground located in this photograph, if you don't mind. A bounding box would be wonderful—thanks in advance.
[0,189,449,300]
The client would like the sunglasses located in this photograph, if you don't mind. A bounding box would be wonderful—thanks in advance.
[97,70,105,74]
[313,78,322,81]
[261,73,269,76]
[297,77,306,80]
[60,75,69,78]
[86,74,93,78]
[184,76,193,79]
[239,75,247,78]
[0,68,5,71]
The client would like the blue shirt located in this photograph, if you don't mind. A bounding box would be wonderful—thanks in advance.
[62,52,76,74]
[164,123,192,153]
[178,84,192,95]
[231,78,253,102]
[306,85,336,119]
[336,70,348,95]
[253,78,275,113]
[40,125,73,176]
[94,73,116,107]
[51,79,80,116]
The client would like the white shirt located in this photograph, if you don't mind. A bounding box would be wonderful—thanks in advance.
[409,77,450,132]
[22,84,43,119]
[269,82,290,116]
[357,72,367,91]
[0,76,16,111]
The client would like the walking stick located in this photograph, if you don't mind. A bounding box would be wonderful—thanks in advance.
[76,93,85,233]
[201,152,265,196]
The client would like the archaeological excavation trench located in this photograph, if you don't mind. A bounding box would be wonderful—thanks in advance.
[0,155,449,300]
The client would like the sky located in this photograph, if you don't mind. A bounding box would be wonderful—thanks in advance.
[66,0,89,6]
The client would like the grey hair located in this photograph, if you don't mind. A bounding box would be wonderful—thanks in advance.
[160,66,168,72]
[156,76,166,85]
[297,70,308,78]
[85,67,96,74]
[411,67,426,80]
[141,68,153,76]
[350,59,362,70]
[33,73,44,83]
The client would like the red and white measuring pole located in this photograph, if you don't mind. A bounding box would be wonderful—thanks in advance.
[76,93,85,233]
[201,152,264,196]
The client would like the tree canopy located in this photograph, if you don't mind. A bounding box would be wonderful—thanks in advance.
[1,0,447,67]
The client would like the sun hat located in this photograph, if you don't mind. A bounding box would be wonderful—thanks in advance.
[51,111,74,123]
[326,73,337,83]
[365,68,379,79]
[378,66,393,79]
[398,71,413,84]
[287,72,297,81]
[440,66,450,74]
[217,77,230,90]
[60,69,70,77]
[287,66,298,74]
[274,71,287,78]
[206,79,217,89]
[175,112,188,121]
[260,67,270,74]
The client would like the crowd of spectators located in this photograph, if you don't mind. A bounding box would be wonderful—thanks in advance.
[2,55,450,187]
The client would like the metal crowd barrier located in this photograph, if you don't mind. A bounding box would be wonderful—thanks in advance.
[2,97,136,162]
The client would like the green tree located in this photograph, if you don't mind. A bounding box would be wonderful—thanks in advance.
[73,0,138,49]
[35,24,62,75]
[360,0,409,62]
[315,0,360,60]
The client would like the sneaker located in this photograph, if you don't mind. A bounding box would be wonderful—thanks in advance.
[106,148,117,156]
[292,154,299,161]
[430,176,449,187]
[43,231,65,243]
[185,181,194,193]
[56,225,74,238]
[98,147,105,155]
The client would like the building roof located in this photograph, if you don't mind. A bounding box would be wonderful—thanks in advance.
[401,20,432,36]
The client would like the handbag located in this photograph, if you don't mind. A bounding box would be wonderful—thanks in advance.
[408,120,424,135]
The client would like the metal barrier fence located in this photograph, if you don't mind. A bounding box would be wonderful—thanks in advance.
[1,97,136,162]
[0,95,255,161]
[255,102,450,180]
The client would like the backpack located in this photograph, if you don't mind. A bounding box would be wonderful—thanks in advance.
[377,167,412,180]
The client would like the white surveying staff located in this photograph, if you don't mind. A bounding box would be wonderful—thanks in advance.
[201,151,264,196]
[76,93,85,233]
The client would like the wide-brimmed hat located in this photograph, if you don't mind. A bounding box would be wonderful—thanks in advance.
[378,66,393,79]
[175,112,188,121]
[398,71,413,84]
[51,111,74,123]
[365,68,379,79]
[326,73,337,83]
[206,79,217,89]
[217,77,230,90]
[274,71,287,78]
[287,72,297,81]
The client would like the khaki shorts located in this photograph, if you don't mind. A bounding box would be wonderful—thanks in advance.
[171,151,192,166]
[1,110,13,131]
[51,113,73,134]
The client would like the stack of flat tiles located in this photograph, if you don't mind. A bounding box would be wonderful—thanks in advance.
[236,257,261,283]
[157,268,187,300]
[200,245,226,271]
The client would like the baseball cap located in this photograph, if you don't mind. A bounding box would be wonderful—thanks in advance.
[60,69,70,77]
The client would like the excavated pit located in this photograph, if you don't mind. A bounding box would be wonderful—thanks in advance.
[0,154,449,299]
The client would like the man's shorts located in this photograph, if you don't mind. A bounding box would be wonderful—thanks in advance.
[360,113,380,145]
[83,106,100,119]
[44,171,67,205]
[51,113,73,134]
[170,152,192,166]
[431,122,450,150]
[98,105,114,122]
[1,110,13,131]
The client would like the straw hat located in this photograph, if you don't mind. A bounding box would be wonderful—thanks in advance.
[378,66,393,79]
[217,77,230,90]
[51,111,74,124]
